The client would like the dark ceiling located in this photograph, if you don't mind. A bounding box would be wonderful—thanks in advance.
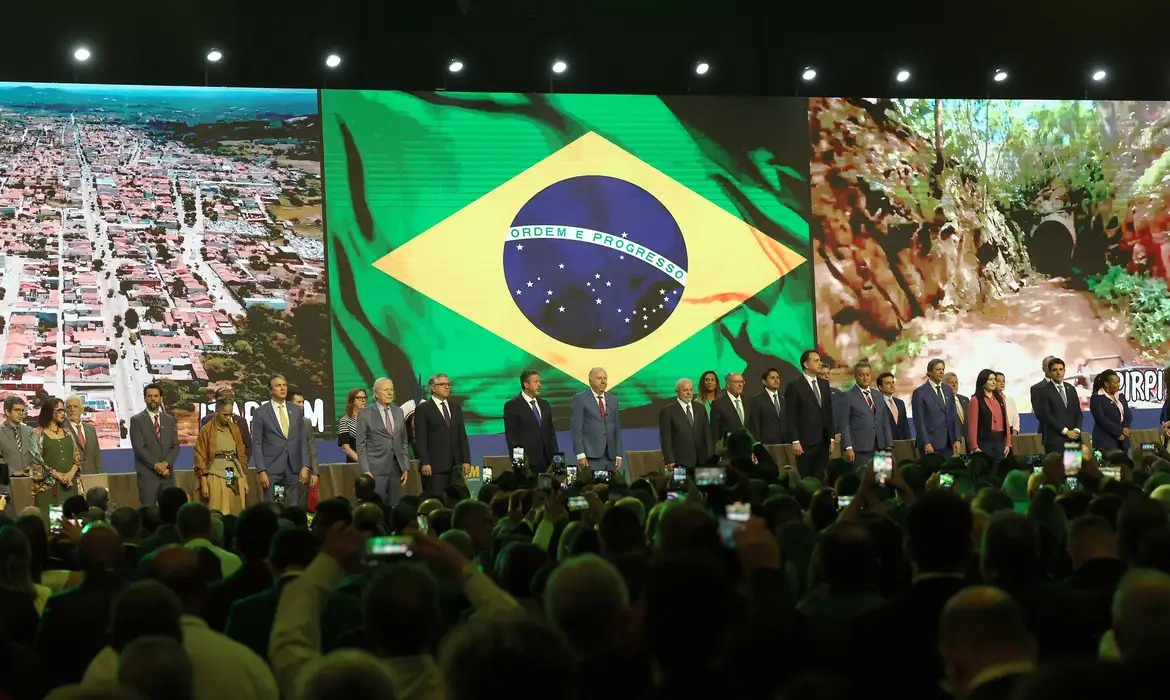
[4,0,1169,98]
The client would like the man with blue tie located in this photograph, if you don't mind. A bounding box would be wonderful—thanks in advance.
[877,371,912,441]
[250,374,309,504]
[1030,357,1084,455]
[503,370,559,472]
[570,367,624,481]
[911,359,962,457]
[839,361,893,468]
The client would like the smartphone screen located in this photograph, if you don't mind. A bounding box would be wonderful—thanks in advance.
[224,466,236,487]
[694,467,726,486]
[666,491,683,501]
[272,484,286,504]
[872,450,893,484]
[1033,465,1044,475]
[1067,476,1081,491]
[718,517,744,547]
[537,474,554,490]
[1100,466,1120,480]
[1142,443,1156,454]
[672,466,686,483]
[482,467,493,483]
[365,535,413,560]
[836,494,854,509]
[49,504,63,535]
[568,496,589,511]
[512,447,524,461]
[939,473,954,488]
[1024,454,1043,468]
[416,514,430,533]
[725,502,751,522]
[1063,443,1082,476]
[305,512,315,526]
[552,453,565,469]
[565,466,577,484]
[592,470,612,484]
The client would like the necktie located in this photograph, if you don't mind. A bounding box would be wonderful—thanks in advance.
[686,403,694,426]
[955,398,965,423]
[935,384,944,406]
[531,400,541,425]
[383,406,394,434]
[75,423,85,449]
[811,380,822,407]
[276,404,288,437]
[597,395,607,418]
[863,389,875,413]
[888,397,898,423]
[441,401,451,425]
[153,414,161,439]
[13,425,21,453]
[1056,382,1066,406]
[773,392,781,417]
[734,397,744,424]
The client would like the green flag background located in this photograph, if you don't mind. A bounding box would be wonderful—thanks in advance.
[323,91,814,434]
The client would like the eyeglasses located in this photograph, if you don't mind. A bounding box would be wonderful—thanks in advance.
[355,395,368,400]
[434,382,452,388]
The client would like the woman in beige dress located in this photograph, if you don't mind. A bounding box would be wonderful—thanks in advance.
[193,398,250,515]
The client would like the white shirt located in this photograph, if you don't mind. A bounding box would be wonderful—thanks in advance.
[431,396,450,414]
[575,394,611,461]
[766,389,781,409]
[84,614,278,700]
[1004,394,1020,432]
[677,397,694,414]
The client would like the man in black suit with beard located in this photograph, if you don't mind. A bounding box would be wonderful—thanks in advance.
[658,377,713,468]
[503,369,560,472]
[748,367,785,444]
[784,350,834,477]
[1030,357,1084,455]
[710,372,750,442]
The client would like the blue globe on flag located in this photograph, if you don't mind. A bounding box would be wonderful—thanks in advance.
[503,175,688,350]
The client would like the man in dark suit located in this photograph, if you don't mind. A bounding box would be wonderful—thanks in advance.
[224,527,315,660]
[912,359,962,457]
[290,389,319,510]
[415,372,471,496]
[747,367,785,444]
[938,587,1037,700]
[250,374,310,505]
[877,371,912,441]
[784,350,834,477]
[198,386,251,450]
[129,384,180,507]
[503,369,560,472]
[945,372,970,451]
[1030,357,1084,455]
[838,361,893,469]
[851,491,974,700]
[0,396,37,514]
[35,524,128,687]
[64,395,102,475]
[658,377,713,468]
[710,372,750,442]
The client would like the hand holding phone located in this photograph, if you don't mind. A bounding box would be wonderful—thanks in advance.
[872,451,893,485]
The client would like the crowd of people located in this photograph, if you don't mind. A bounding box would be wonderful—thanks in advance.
[0,424,1168,699]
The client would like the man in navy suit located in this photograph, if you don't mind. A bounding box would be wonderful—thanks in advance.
[1030,357,1083,455]
[570,367,624,479]
[784,350,835,477]
[503,370,559,472]
[251,374,310,505]
[839,361,893,468]
[415,373,471,496]
[878,371,912,441]
[911,359,961,457]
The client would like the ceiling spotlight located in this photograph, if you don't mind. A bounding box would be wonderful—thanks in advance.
[325,54,342,69]
[551,59,568,75]
[802,67,817,81]
[448,59,464,74]
[206,50,223,63]
[993,69,1008,82]
[73,47,91,63]
[695,62,710,76]
[895,69,911,82]
[1091,68,1107,82]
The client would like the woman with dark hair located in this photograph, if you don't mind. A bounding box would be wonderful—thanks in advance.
[697,370,721,418]
[968,369,1011,463]
[336,387,367,463]
[30,398,80,510]
[1090,369,1133,454]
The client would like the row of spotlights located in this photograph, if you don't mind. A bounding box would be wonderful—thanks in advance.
[66,46,1114,85]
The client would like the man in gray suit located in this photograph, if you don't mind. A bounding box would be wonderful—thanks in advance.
[129,384,180,507]
[291,388,319,509]
[570,367,624,480]
[64,395,102,474]
[0,396,37,513]
[251,374,310,506]
[838,361,893,469]
[355,377,411,506]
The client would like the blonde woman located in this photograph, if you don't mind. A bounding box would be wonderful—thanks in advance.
[194,397,250,515]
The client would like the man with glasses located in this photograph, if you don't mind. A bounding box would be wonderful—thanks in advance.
[414,373,471,497]
[0,396,37,513]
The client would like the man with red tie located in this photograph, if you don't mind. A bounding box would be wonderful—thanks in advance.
[878,371,912,441]
[570,367,624,481]
[129,383,179,506]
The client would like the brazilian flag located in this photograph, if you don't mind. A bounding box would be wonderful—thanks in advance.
[324,91,814,434]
